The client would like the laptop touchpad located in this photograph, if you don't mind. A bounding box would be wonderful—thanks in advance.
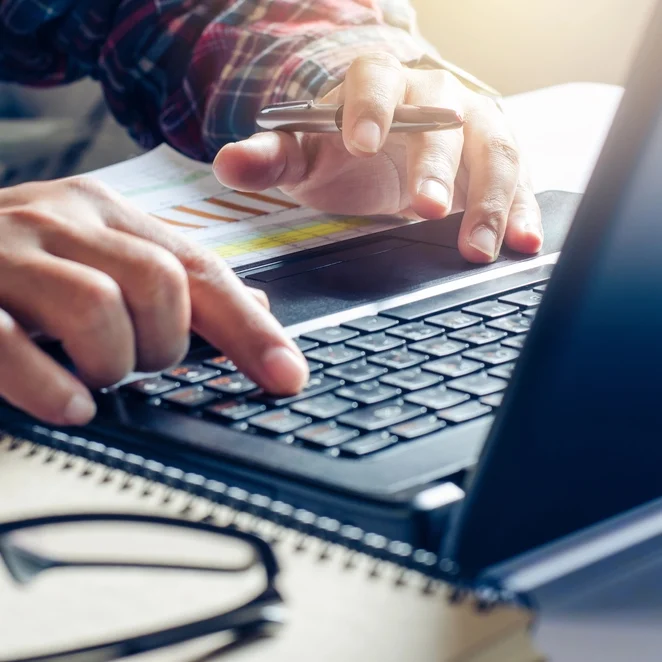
[254,241,508,326]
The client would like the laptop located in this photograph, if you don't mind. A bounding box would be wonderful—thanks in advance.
[3,1,662,571]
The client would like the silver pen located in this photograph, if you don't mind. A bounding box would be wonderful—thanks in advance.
[256,100,464,133]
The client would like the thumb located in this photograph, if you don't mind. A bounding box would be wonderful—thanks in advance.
[213,132,311,192]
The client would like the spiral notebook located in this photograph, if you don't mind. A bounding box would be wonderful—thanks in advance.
[0,431,542,662]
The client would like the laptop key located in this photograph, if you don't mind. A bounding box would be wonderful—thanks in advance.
[335,381,400,405]
[463,301,518,318]
[301,326,359,344]
[294,337,319,353]
[523,307,539,318]
[448,325,507,346]
[448,372,508,396]
[463,344,520,366]
[380,367,440,391]
[533,284,547,292]
[486,314,532,334]
[296,422,360,448]
[347,332,405,353]
[338,399,426,431]
[390,415,446,440]
[481,393,504,407]
[205,373,258,395]
[423,355,483,378]
[250,375,342,406]
[426,311,481,330]
[404,385,469,410]
[341,316,398,333]
[369,347,428,370]
[248,409,312,434]
[488,362,516,379]
[125,377,180,396]
[499,289,543,307]
[503,335,527,350]
[307,360,325,373]
[340,432,399,457]
[326,360,387,383]
[206,400,267,421]
[162,387,217,409]
[438,400,492,423]
[386,322,443,342]
[291,394,357,419]
[202,356,237,372]
[410,337,467,358]
[163,365,219,384]
[305,344,365,366]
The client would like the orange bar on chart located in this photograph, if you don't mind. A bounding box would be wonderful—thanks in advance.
[173,205,237,222]
[206,197,267,216]
[153,215,205,229]
[237,191,299,209]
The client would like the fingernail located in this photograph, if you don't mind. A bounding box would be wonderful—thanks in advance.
[350,119,382,153]
[418,179,450,209]
[63,392,97,425]
[468,226,498,261]
[261,346,309,394]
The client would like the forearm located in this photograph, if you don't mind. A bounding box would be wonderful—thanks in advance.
[0,0,433,159]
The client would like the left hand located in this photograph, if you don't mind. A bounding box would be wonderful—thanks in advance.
[213,53,542,263]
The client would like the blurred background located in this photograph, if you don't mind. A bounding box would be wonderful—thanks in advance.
[0,0,657,185]
[412,0,656,94]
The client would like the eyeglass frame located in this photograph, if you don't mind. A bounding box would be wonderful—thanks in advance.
[0,512,284,662]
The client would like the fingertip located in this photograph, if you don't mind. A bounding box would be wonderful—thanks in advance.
[505,212,544,254]
[462,225,500,264]
[212,133,288,191]
[260,346,309,395]
[412,179,452,219]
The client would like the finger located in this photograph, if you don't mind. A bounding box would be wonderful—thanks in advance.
[341,53,407,156]
[405,70,465,219]
[94,188,308,395]
[0,253,136,388]
[213,131,311,192]
[45,225,191,373]
[248,287,270,311]
[0,308,96,426]
[503,175,543,254]
[458,100,522,263]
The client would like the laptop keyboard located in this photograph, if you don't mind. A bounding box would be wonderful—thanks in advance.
[122,281,547,459]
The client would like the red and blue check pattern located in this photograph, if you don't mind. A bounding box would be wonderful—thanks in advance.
[0,0,429,160]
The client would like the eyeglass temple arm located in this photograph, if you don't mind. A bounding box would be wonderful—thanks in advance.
[0,542,254,585]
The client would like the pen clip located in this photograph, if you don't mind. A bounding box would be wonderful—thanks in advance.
[259,100,315,113]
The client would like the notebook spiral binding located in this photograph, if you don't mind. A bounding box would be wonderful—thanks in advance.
[0,422,524,611]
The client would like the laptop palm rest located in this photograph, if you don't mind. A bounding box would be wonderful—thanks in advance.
[242,190,580,327]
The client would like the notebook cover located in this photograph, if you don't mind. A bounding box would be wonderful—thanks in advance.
[0,432,540,662]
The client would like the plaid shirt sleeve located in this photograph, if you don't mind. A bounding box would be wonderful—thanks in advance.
[0,0,434,161]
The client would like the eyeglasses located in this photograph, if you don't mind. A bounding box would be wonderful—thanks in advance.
[0,513,283,662]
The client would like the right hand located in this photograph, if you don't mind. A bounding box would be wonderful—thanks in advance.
[0,177,308,426]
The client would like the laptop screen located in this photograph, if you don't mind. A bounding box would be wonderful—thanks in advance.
[444,0,662,577]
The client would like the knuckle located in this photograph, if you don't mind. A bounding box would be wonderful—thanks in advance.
[486,135,521,170]
[75,273,124,327]
[0,309,17,347]
[65,176,109,197]
[141,247,189,300]
[351,51,403,75]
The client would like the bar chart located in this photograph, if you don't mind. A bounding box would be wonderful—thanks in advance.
[91,145,408,268]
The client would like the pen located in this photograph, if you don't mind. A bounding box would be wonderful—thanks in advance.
[256,101,464,133]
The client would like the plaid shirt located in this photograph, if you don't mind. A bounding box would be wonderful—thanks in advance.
[0,0,432,161]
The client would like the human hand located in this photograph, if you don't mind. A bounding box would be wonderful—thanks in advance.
[214,53,542,263]
[0,179,307,426]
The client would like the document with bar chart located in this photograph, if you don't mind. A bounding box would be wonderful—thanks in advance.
[90,145,409,268]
